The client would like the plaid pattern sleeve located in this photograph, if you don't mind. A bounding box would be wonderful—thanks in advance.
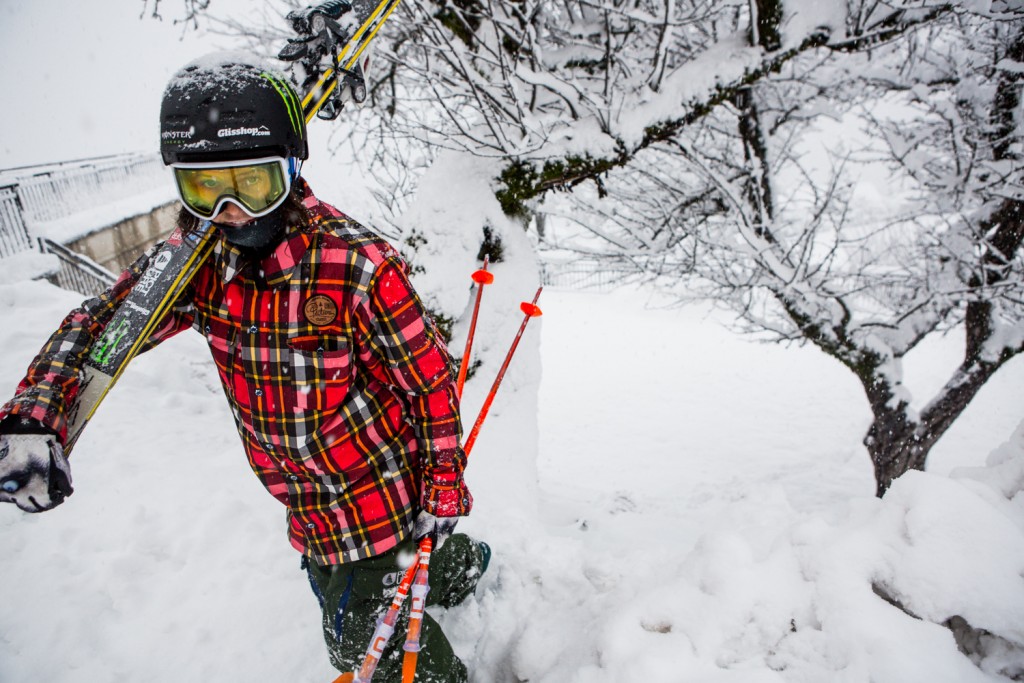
[0,243,195,444]
[361,258,472,518]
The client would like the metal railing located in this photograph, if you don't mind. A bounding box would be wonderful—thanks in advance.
[12,153,168,224]
[0,185,32,258]
[0,152,169,295]
[541,258,645,291]
[38,238,117,296]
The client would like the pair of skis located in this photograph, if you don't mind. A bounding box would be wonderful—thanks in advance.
[63,0,402,455]
[279,0,402,122]
[335,266,544,683]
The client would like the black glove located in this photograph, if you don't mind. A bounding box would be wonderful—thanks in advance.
[0,433,73,512]
[413,510,458,550]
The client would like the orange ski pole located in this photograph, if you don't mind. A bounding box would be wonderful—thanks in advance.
[462,287,543,457]
[334,287,544,683]
[401,537,433,683]
[337,538,431,683]
[456,257,494,399]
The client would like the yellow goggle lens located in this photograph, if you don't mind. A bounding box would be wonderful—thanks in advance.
[173,160,289,219]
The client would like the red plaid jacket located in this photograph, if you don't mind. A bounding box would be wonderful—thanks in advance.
[0,179,472,565]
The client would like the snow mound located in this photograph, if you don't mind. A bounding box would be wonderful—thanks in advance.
[447,419,1024,682]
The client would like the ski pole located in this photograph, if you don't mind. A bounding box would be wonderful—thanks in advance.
[393,286,541,681]
[332,286,543,683]
[462,287,543,457]
[401,538,433,683]
[332,538,431,683]
[456,256,494,399]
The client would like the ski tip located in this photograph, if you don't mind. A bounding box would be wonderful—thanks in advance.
[472,269,495,285]
[520,302,542,317]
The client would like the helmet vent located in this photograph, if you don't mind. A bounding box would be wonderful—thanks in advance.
[220,110,255,123]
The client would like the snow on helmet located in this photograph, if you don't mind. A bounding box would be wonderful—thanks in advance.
[160,52,308,165]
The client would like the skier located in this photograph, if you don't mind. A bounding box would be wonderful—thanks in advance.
[0,54,488,682]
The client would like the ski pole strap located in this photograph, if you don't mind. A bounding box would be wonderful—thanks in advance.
[462,286,543,457]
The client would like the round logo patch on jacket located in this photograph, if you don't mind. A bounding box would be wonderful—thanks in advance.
[304,294,338,326]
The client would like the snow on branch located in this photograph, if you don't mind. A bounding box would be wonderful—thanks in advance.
[487,2,959,217]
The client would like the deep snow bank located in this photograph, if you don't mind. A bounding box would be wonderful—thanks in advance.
[446,419,1024,683]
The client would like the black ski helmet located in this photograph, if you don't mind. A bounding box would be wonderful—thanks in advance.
[160,54,308,165]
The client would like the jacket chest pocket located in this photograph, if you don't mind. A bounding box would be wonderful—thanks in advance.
[287,335,353,413]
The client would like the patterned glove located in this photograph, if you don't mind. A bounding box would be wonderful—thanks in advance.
[0,433,73,512]
[413,510,459,550]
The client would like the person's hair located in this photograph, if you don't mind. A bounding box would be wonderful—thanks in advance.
[176,182,310,236]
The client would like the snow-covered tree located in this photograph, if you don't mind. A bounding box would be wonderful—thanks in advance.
[705,3,1024,496]
[194,0,1023,496]
[542,1,1024,496]
[360,0,1022,495]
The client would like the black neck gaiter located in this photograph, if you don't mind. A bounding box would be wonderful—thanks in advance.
[215,210,287,260]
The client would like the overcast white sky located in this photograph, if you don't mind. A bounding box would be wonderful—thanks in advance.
[0,0,384,231]
[0,1,240,169]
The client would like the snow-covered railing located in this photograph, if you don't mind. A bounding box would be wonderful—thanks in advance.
[38,237,117,296]
[8,153,168,224]
[541,258,644,291]
[0,185,33,258]
[0,153,171,293]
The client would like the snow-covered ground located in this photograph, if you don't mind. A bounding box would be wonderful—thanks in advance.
[0,278,1022,682]
[3,2,1022,680]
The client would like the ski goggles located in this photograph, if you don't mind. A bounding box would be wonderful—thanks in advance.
[171,156,293,220]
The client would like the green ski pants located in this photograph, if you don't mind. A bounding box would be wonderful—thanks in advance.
[304,534,486,683]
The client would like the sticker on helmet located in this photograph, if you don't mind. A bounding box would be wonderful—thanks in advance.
[162,127,195,140]
[217,125,272,138]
